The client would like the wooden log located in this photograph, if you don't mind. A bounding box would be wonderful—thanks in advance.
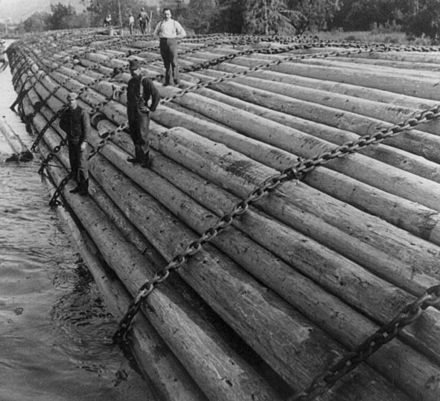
[219,73,440,137]
[241,58,440,100]
[86,141,418,401]
[22,65,435,256]
[149,100,440,243]
[84,123,440,398]
[33,117,280,401]
[344,50,440,64]
[26,83,420,398]
[187,79,440,177]
[167,90,440,212]
[148,126,440,295]
[189,66,435,110]
[0,117,22,155]
[307,56,440,78]
[42,167,203,401]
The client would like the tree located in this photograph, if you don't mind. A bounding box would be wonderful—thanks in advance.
[22,12,50,32]
[403,0,440,38]
[181,0,219,34]
[46,3,77,30]
[83,0,154,27]
[214,0,246,33]
[287,0,341,33]
[243,0,294,35]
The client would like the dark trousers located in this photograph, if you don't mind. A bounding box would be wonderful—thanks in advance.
[68,142,88,183]
[128,107,150,154]
[160,38,179,85]
[139,21,147,34]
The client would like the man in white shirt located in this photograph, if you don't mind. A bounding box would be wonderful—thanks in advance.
[153,8,186,86]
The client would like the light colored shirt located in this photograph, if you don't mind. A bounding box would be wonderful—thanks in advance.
[129,16,135,24]
[154,18,186,38]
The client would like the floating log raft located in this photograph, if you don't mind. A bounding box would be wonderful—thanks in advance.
[7,30,440,401]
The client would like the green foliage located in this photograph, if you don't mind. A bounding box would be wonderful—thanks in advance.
[243,0,294,35]
[22,12,50,32]
[403,0,440,39]
[180,0,219,34]
[46,3,77,30]
[84,0,156,27]
[287,0,341,33]
[215,0,246,33]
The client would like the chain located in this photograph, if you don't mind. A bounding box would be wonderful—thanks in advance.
[160,47,375,104]
[289,284,440,401]
[87,122,129,160]
[31,106,68,152]
[38,135,68,175]
[113,102,440,343]
[49,171,74,207]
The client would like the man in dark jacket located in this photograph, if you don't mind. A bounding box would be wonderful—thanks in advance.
[59,92,91,196]
[126,59,160,167]
[138,8,149,34]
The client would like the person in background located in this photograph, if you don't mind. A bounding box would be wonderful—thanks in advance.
[153,8,186,86]
[138,8,149,34]
[104,14,112,27]
[126,59,160,168]
[128,13,135,35]
[59,92,90,196]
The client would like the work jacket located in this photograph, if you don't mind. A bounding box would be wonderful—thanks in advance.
[127,75,160,114]
[59,106,90,145]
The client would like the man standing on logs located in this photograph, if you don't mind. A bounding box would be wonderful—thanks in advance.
[138,8,149,34]
[59,92,90,196]
[126,59,160,168]
[154,8,186,86]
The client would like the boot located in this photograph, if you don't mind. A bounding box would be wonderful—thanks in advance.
[127,145,143,164]
[140,151,152,168]
[70,184,81,193]
[78,179,89,196]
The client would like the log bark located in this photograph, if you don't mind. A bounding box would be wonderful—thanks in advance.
[32,117,280,401]
[43,167,205,401]
[29,97,418,400]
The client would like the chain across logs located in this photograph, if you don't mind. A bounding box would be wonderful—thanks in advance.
[13,33,440,400]
[113,102,440,397]
[290,284,440,401]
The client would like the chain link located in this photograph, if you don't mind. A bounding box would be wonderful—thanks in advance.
[113,102,440,343]
[48,170,74,207]
[289,285,440,401]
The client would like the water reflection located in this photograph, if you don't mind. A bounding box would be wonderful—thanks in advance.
[0,48,151,401]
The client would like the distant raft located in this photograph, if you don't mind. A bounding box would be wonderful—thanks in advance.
[0,116,32,161]
[6,29,440,401]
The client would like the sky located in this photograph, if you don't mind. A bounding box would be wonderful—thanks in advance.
[0,0,85,23]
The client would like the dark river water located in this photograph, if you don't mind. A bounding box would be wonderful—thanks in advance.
[0,41,150,401]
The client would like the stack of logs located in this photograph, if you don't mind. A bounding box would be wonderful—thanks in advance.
[7,30,440,401]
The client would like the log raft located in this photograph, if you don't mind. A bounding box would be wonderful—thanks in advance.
[7,30,440,401]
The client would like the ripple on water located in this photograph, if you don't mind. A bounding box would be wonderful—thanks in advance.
[0,65,151,400]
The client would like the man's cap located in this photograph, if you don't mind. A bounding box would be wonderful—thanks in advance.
[67,92,78,100]
[129,59,140,70]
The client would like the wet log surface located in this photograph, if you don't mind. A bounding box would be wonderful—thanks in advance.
[8,30,440,401]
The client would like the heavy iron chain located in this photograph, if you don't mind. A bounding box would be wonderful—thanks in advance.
[113,102,440,344]
[86,122,129,161]
[289,284,440,401]
[31,106,68,152]
[159,47,375,104]
[38,134,69,175]
[48,170,74,207]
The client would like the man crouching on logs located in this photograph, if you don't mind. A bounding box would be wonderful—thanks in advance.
[59,92,90,196]
[126,59,160,168]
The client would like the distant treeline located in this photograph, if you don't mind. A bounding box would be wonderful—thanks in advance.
[13,0,440,39]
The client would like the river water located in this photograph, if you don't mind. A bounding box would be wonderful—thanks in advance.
[0,42,150,401]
